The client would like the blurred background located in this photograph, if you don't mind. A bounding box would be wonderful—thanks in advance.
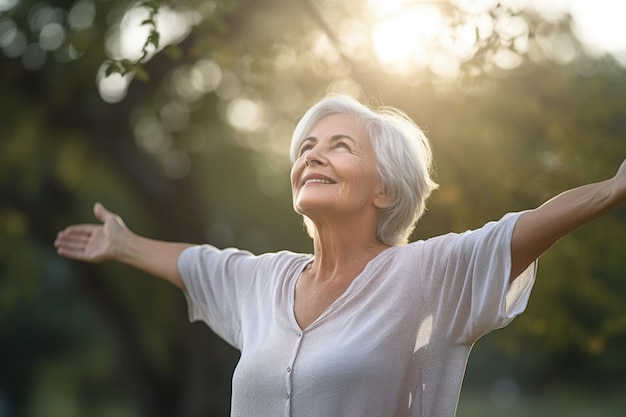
[1,0,626,416]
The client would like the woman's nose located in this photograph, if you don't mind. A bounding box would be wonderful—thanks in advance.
[304,146,326,166]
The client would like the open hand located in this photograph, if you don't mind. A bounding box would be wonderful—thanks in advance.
[54,202,129,263]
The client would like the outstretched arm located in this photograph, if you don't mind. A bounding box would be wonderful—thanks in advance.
[510,159,626,282]
[54,203,193,289]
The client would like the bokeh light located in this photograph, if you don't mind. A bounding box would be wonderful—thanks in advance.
[1,24,26,58]
[226,98,264,133]
[133,116,171,154]
[96,68,131,103]
[22,42,46,70]
[39,22,65,51]
[0,0,19,13]
[68,0,96,32]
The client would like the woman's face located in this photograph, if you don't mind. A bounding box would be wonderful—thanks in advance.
[290,114,386,220]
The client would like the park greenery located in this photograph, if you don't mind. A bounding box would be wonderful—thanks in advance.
[1,0,625,416]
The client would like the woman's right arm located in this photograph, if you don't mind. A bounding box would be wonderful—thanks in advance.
[54,202,193,289]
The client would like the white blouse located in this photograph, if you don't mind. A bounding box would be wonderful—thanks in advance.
[179,212,537,417]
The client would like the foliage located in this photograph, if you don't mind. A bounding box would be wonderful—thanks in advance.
[1,0,625,415]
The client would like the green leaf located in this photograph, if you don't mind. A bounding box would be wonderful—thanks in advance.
[119,59,135,75]
[104,62,121,77]
[147,31,160,49]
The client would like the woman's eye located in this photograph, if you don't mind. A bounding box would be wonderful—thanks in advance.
[335,142,351,151]
[299,144,313,155]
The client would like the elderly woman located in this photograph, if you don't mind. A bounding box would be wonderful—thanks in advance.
[55,95,626,417]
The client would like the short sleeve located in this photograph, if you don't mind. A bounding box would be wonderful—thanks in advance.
[425,212,537,344]
[178,245,259,349]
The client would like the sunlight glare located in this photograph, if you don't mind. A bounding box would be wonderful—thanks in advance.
[569,0,626,57]
[414,315,433,353]
[372,5,443,68]
[368,0,408,15]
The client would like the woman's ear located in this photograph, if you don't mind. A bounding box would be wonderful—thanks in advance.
[373,188,393,209]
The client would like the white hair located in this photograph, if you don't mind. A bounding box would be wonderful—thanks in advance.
[290,94,438,245]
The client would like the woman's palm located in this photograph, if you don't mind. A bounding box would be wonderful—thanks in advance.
[55,203,126,263]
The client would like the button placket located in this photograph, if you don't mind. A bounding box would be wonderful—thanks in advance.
[284,331,304,416]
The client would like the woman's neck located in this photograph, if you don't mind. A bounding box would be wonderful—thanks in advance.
[308,222,390,283]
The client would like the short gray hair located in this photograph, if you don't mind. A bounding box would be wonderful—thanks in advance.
[290,94,438,246]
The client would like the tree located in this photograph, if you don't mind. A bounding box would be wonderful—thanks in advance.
[1,0,625,415]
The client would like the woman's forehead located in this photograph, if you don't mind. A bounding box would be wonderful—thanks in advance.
[307,114,366,140]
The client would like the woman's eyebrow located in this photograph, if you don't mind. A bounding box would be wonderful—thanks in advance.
[330,134,357,144]
[300,134,357,147]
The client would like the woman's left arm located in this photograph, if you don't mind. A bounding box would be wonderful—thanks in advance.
[510,158,626,282]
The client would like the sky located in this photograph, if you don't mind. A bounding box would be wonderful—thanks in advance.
[527,0,626,58]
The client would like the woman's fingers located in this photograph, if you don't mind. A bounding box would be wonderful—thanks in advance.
[56,225,97,242]
[54,225,101,260]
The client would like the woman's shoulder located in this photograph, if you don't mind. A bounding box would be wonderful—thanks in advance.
[181,244,312,275]
[394,211,525,261]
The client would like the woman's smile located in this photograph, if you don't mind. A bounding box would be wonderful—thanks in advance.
[302,174,336,186]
